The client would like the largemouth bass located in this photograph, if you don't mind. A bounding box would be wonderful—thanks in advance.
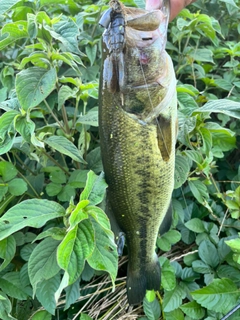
[99,0,177,305]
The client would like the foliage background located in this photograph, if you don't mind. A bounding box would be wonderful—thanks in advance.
[0,0,240,319]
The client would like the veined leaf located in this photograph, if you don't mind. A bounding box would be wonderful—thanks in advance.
[45,135,86,163]
[0,235,16,272]
[188,179,208,204]
[174,153,190,189]
[87,218,118,288]
[163,285,186,312]
[0,199,65,240]
[198,240,220,268]
[191,278,239,313]
[80,171,108,205]
[194,99,240,119]
[0,0,22,15]
[30,310,52,320]
[16,67,57,110]
[180,300,205,319]
[28,238,61,294]
[57,220,95,284]
[0,272,29,300]
[0,21,28,50]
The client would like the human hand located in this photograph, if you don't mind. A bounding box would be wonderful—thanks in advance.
[146,0,196,21]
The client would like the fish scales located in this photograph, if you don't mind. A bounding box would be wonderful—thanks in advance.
[99,0,177,305]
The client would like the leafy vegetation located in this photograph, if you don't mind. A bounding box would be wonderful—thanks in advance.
[0,0,239,319]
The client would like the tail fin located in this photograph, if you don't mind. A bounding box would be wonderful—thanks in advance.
[126,255,161,305]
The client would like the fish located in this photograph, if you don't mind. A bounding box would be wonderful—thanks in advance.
[99,0,177,305]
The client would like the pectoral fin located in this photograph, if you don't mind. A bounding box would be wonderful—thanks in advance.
[156,115,172,161]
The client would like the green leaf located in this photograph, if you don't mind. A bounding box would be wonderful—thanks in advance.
[194,99,240,119]
[45,135,86,163]
[46,182,62,196]
[0,0,22,15]
[16,67,57,110]
[28,238,61,294]
[0,235,16,272]
[69,200,89,230]
[160,258,176,291]
[0,21,28,51]
[191,278,239,313]
[0,290,17,320]
[44,18,80,54]
[219,0,239,8]
[188,180,208,204]
[0,199,65,240]
[0,272,29,300]
[198,240,220,268]
[34,227,66,241]
[180,301,205,319]
[58,85,78,111]
[192,260,212,274]
[57,220,95,284]
[217,265,240,282]
[143,295,161,320]
[157,230,181,251]
[0,110,18,142]
[77,110,98,127]
[185,218,205,233]
[164,309,184,320]
[36,273,61,315]
[163,285,185,312]
[80,171,107,205]
[86,45,97,66]
[174,154,190,189]
[30,310,52,320]
[8,178,27,196]
[0,161,17,182]
[87,218,118,288]
[64,280,80,310]
[189,48,214,63]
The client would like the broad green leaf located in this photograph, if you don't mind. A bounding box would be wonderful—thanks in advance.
[188,180,208,204]
[46,182,62,197]
[86,147,103,173]
[15,116,35,143]
[157,230,181,251]
[85,206,111,234]
[195,99,240,119]
[0,161,17,182]
[143,295,161,320]
[160,258,176,291]
[57,85,78,111]
[217,265,240,282]
[50,170,66,184]
[0,272,29,300]
[77,110,98,127]
[87,219,118,288]
[189,48,214,63]
[57,220,95,284]
[178,92,198,115]
[0,290,17,320]
[30,310,52,320]
[45,135,86,163]
[36,274,61,315]
[174,154,190,189]
[8,178,28,196]
[198,240,220,268]
[86,45,97,66]
[0,0,22,15]
[164,309,184,320]
[163,285,185,312]
[0,110,18,141]
[219,0,239,8]
[0,235,16,272]
[180,301,205,319]
[192,260,212,274]
[181,267,200,282]
[191,278,239,313]
[44,18,80,54]
[0,199,65,240]
[16,67,57,110]
[80,171,108,205]
[185,218,205,233]
[57,184,76,202]
[28,238,61,294]
[68,169,88,188]
[69,200,89,230]
[0,21,28,50]
[64,280,80,310]
[34,227,66,241]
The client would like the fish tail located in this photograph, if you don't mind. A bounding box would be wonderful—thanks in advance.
[127,254,161,305]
